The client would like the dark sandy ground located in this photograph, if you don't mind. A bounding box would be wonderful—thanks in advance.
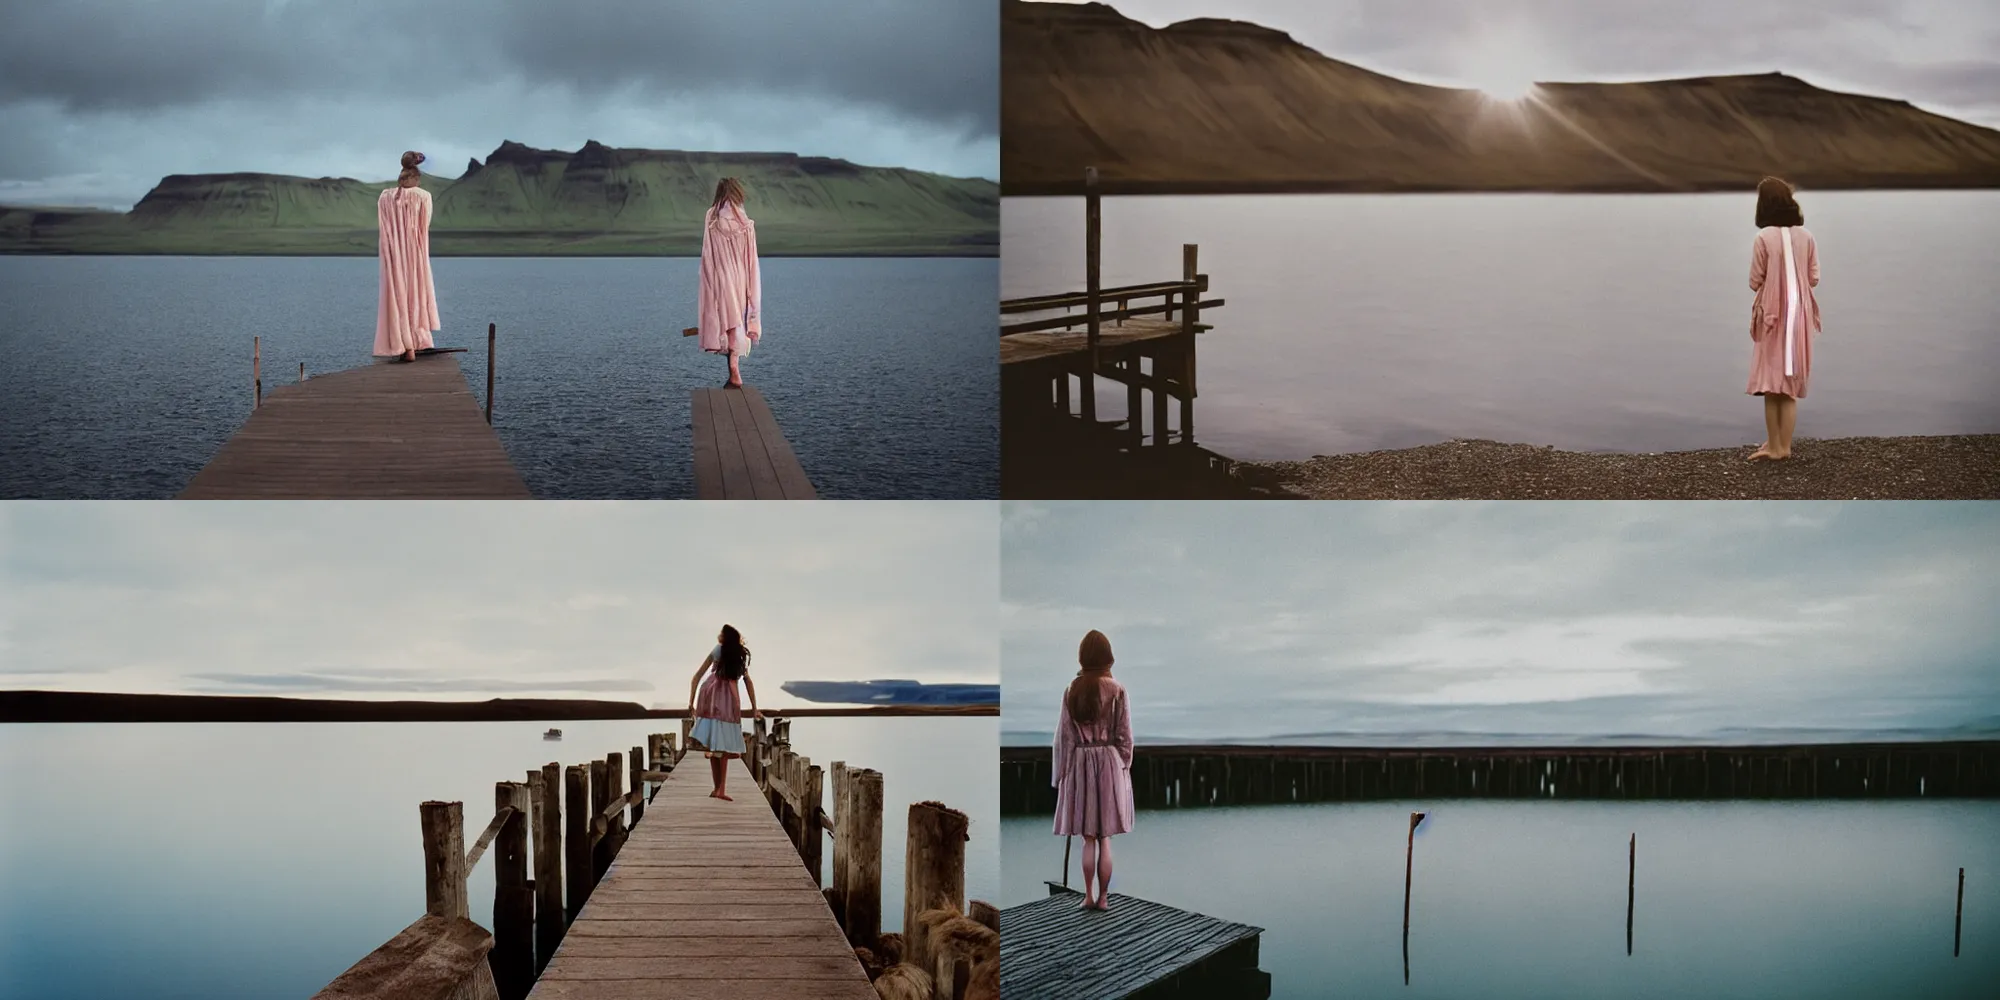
[1240,435,2000,500]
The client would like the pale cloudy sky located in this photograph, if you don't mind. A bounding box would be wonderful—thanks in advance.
[1002,501,2000,744]
[1081,0,2000,127]
[0,502,998,704]
[0,0,998,209]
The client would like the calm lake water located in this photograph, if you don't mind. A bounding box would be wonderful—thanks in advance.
[1002,192,2000,460]
[0,255,997,498]
[1000,799,2000,999]
[0,717,998,1000]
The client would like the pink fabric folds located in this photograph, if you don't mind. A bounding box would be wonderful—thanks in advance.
[694,668,743,725]
[1052,679,1135,838]
[374,186,440,356]
[697,202,763,357]
[1746,225,1820,398]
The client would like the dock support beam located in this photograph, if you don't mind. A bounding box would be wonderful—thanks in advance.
[532,763,563,974]
[491,782,533,1000]
[421,800,468,921]
[564,764,590,919]
[485,322,496,424]
[1083,166,1101,426]
[905,801,969,972]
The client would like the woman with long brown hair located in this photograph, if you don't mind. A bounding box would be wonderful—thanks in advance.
[696,176,763,389]
[1052,629,1134,911]
[374,151,439,363]
[1745,176,1822,460]
[686,624,763,800]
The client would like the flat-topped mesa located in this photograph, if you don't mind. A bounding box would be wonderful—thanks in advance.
[130,172,375,222]
[1161,16,1302,46]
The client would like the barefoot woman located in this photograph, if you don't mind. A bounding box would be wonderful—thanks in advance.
[374,151,439,363]
[687,624,762,800]
[1745,176,1821,460]
[696,177,763,389]
[1053,629,1134,911]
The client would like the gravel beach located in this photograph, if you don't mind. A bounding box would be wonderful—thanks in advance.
[1242,435,2000,499]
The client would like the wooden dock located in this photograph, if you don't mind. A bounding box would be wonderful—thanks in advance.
[181,354,529,499]
[690,387,817,499]
[1000,741,2000,814]
[1000,884,1267,1000]
[527,755,873,1000]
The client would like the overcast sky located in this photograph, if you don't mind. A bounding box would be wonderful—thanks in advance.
[1084,0,2000,127]
[0,0,998,209]
[0,502,997,705]
[1002,502,2000,744]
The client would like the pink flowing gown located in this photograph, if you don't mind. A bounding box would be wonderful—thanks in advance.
[375,186,439,357]
[1746,225,1820,398]
[1052,679,1135,838]
[697,202,762,357]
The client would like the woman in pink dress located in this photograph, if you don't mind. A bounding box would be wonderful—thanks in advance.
[375,151,440,362]
[686,624,762,800]
[1745,176,1821,461]
[1053,629,1134,911]
[697,177,763,389]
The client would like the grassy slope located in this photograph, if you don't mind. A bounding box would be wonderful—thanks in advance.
[1001,0,2000,193]
[0,142,999,256]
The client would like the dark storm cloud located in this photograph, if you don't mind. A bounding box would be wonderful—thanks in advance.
[0,0,997,205]
[1100,0,2000,126]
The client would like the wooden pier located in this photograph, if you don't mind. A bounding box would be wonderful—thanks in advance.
[181,343,528,499]
[1001,167,1269,498]
[1000,741,2000,814]
[1000,884,1267,1000]
[690,387,817,499]
[314,719,992,1000]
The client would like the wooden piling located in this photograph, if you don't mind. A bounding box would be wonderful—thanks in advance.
[602,751,626,871]
[299,361,306,383]
[532,763,562,974]
[905,801,969,972]
[1403,811,1423,986]
[1957,867,1965,958]
[830,761,850,919]
[485,322,495,424]
[803,762,824,887]
[1627,833,1636,956]
[253,336,262,409]
[848,768,885,947]
[491,782,533,1000]
[1181,243,1199,442]
[1082,166,1101,424]
[588,758,609,880]
[629,745,645,826]
[420,800,468,921]
[563,764,590,918]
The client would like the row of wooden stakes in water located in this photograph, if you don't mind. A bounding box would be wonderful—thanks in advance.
[743,717,1000,1000]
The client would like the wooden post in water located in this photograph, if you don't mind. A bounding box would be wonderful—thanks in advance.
[589,758,609,880]
[564,764,590,918]
[533,763,563,974]
[299,361,305,383]
[485,322,496,424]
[253,336,262,409]
[1403,810,1425,986]
[603,751,626,866]
[830,761,850,920]
[1082,166,1101,426]
[420,800,468,920]
[492,782,533,1000]
[847,768,885,947]
[905,801,969,972]
[1957,867,1966,958]
[803,763,825,887]
[1627,833,1636,956]
[1181,243,1200,445]
[629,746,645,826]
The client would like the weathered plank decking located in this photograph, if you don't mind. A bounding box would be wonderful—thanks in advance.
[998,317,1190,367]
[690,387,817,500]
[526,756,871,1000]
[180,356,530,499]
[1001,885,1268,999]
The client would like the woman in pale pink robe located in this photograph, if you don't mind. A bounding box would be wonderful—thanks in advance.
[697,177,762,388]
[1053,629,1134,912]
[1745,176,1821,460]
[375,150,439,362]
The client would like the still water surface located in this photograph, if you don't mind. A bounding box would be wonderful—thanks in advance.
[1002,192,2000,460]
[0,256,997,498]
[1,717,997,1000]
[1001,799,2000,999]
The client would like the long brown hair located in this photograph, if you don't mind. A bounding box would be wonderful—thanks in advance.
[1755,176,1803,228]
[1064,629,1117,725]
[712,177,745,212]
[398,151,426,189]
[716,624,750,682]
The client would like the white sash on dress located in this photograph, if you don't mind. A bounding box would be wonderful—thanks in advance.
[1779,227,1799,378]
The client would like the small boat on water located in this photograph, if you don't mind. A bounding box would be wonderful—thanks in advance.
[543,728,562,740]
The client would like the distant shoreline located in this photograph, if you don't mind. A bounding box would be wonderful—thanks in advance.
[0,690,998,723]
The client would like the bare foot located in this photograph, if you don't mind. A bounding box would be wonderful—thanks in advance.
[403,349,416,362]
[1747,447,1778,461]
[1094,898,1111,911]
[1079,896,1096,911]
[711,790,733,801]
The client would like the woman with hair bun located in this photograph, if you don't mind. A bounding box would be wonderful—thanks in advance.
[375,150,439,362]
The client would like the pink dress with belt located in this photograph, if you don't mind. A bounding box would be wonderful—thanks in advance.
[1746,225,1821,398]
[1052,679,1135,838]
[374,186,439,356]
